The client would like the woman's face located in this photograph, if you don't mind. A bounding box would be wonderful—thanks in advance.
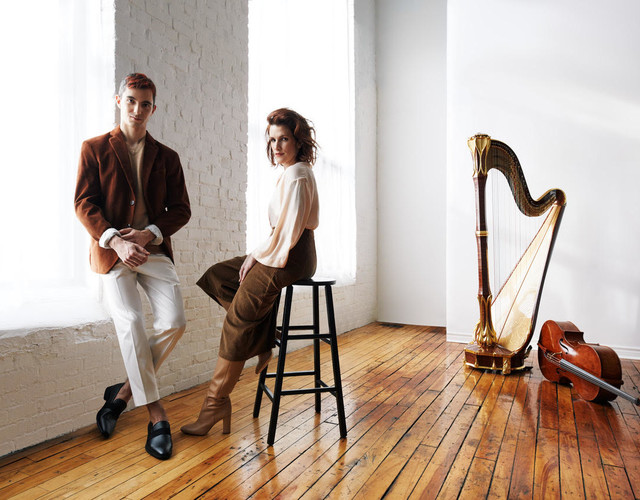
[269,125,299,167]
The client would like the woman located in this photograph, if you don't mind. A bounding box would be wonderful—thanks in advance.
[181,108,319,436]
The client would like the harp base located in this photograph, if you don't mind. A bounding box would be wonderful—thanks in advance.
[464,343,531,375]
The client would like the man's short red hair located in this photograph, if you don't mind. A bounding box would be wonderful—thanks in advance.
[118,73,156,103]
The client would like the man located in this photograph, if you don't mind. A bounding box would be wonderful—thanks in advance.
[75,73,191,460]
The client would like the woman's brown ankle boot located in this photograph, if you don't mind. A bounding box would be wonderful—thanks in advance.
[181,358,245,436]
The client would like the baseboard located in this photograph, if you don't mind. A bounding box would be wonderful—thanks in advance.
[445,331,640,360]
[609,345,640,361]
[445,331,472,345]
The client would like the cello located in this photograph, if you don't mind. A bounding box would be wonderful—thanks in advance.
[538,320,640,405]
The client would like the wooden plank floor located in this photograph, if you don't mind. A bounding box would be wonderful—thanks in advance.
[1,323,640,499]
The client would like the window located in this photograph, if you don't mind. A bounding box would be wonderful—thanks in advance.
[0,1,115,330]
[247,0,356,282]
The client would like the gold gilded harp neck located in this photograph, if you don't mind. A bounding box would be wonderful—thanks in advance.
[468,134,492,176]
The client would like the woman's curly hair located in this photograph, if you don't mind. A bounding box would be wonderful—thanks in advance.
[265,108,318,166]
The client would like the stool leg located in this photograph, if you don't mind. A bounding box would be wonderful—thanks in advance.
[313,285,321,413]
[253,368,267,418]
[253,294,281,418]
[267,285,293,446]
[325,285,347,438]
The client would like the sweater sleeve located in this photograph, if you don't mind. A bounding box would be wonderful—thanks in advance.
[252,176,314,268]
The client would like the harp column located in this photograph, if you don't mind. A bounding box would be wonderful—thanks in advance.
[469,134,497,348]
[465,134,513,375]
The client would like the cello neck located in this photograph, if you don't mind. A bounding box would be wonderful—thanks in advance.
[544,351,640,406]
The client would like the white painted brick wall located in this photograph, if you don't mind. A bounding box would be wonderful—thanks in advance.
[0,0,377,458]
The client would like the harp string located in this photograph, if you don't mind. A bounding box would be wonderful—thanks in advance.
[488,169,545,338]
[493,208,559,348]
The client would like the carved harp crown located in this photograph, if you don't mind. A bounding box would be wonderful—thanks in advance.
[465,134,566,374]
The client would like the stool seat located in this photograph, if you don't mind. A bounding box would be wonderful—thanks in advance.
[293,277,336,286]
[253,278,347,446]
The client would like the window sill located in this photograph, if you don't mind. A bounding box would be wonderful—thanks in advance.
[0,286,110,338]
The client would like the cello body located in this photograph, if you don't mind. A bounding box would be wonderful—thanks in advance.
[538,320,623,403]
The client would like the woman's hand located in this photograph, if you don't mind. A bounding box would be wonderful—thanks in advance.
[239,254,257,283]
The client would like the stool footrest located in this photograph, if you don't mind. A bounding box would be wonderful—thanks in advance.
[276,334,333,342]
[257,383,336,402]
[281,386,336,396]
[264,370,316,378]
[277,325,316,331]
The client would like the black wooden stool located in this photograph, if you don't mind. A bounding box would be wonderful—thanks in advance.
[253,278,347,445]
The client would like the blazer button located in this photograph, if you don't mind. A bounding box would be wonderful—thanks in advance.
[130,200,135,205]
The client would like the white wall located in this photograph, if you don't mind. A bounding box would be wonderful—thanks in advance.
[376,0,447,325]
[353,0,379,320]
[446,0,640,358]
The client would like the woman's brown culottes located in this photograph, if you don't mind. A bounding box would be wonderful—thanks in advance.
[197,230,316,361]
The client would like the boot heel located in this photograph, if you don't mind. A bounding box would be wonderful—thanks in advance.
[222,414,231,434]
[181,358,243,437]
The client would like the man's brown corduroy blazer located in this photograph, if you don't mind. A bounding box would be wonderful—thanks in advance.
[74,126,191,274]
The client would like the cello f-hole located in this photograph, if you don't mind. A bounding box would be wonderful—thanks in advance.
[558,340,570,354]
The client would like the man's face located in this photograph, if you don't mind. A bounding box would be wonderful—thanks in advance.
[116,87,156,131]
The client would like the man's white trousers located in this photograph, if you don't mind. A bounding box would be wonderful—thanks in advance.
[101,254,186,406]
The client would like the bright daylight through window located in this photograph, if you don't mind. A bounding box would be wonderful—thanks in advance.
[247,0,356,283]
[0,1,115,331]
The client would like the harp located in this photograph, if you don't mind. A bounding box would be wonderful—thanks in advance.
[465,134,566,374]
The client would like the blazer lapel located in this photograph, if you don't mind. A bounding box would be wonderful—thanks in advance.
[108,127,135,190]
[140,132,158,192]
